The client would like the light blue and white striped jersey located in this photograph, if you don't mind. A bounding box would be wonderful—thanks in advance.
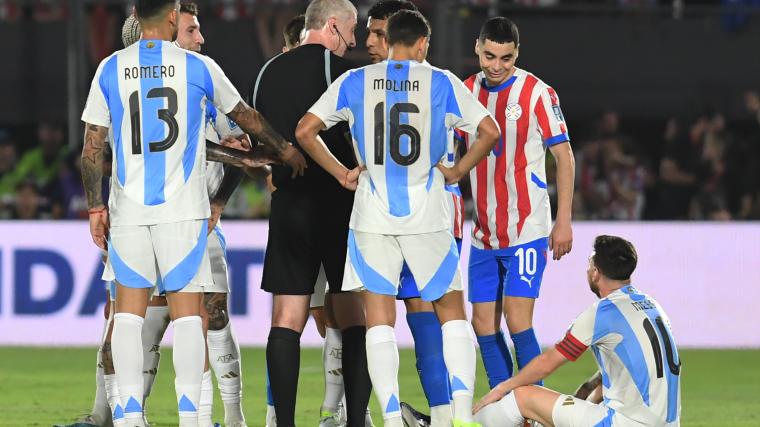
[556,285,681,426]
[309,60,493,234]
[81,39,242,226]
[204,104,245,196]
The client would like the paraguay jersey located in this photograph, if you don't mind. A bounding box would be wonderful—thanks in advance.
[204,104,245,196]
[447,128,465,239]
[556,285,681,426]
[81,39,242,226]
[309,60,492,235]
[462,69,569,249]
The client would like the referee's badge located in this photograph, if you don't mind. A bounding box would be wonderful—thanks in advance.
[506,103,522,121]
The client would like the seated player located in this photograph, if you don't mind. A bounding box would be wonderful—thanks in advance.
[473,235,681,427]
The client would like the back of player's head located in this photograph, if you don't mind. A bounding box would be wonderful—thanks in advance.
[135,0,179,22]
[367,0,418,21]
[283,14,306,49]
[592,235,638,281]
[386,10,430,47]
[479,16,519,47]
[122,14,142,47]
[304,0,357,30]
[179,2,198,16]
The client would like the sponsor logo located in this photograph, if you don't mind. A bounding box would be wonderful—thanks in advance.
[552,105,565,122]
[520,275,534,287]
[216,353,236,363]
[562,396,575,406]
[221,371,239,379]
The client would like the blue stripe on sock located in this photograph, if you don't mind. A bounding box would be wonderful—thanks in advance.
[386,394,400,413]
[124,396,142,413]
[407,311,451,406]
[476,332,514,389]
[451,376,469,393]
[178,394,197,412]
[511,328,543,386]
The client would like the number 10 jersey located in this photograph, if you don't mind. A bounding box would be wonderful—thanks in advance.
[309,60,493,235]
[81,40,242,226]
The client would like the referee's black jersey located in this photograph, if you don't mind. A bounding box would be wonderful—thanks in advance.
[250,44,357,195]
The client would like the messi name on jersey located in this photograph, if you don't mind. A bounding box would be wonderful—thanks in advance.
[373,78,420,92]
[124,65,176,80]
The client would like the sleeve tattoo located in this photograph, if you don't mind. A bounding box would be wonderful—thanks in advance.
[81,123,109,209]
[227,101,290,154]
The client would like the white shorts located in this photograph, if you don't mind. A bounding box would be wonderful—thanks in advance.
[552,395,644,427]
[310,264,328,308]
[102,219,211,294]
[342,229,462,301]
[203,224,230,294]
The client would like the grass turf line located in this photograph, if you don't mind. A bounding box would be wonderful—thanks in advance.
[0,348,757,426]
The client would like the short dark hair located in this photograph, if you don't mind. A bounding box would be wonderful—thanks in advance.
[386,10,429,47]
[592,235,638,281]
[179,2,198,16]
[478,17,519,47]
[135,0,178,21]
[368,0,418,20]
[283,14,305,49]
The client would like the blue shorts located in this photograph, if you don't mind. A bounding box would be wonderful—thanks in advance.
[397,238,463,300]
[468,237,548,303]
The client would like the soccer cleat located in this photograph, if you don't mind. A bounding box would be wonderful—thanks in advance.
[400,402,430,427]
[318,412,341,427]
[452,421,481,427]
[53,414,105,427]
[226,422,247,427]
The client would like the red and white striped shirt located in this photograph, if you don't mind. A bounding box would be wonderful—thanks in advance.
[462,68,569,249]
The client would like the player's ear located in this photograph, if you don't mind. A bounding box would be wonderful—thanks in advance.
[475,38,480,55]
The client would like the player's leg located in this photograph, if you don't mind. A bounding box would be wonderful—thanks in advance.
[573,371,603,403]
[152,219,213,427]
[265,366,277,427]
[141,295,170,419]
[198,298,214,427]
[321,213,372,427]
[402,231,478,426]
[109,224,157,427]
[469,246,514,389]
[502,238,549,382]
[343,230,404,427]
[204,225,247,427]
[399,267,452,426]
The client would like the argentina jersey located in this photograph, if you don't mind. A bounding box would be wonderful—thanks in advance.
[204,103,245,195]
[556,285,681,426]
[309,60,492,234]
[81,39,242,226]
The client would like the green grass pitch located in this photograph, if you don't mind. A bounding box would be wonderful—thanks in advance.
[0,348,757,426]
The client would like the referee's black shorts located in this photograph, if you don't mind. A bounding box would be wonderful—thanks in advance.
[261,189,354,295]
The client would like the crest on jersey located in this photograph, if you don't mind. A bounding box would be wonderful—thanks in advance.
[146,41,155,49]
[506,103,522,121]
[552,105,565,122]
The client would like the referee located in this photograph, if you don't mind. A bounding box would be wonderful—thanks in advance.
[249,1,371,426]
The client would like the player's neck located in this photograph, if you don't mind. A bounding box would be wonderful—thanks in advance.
[301,30,340,55]
[599,281,629,298]
[140,26,174,42]
[388,46,421,62]
[483,67,517,89]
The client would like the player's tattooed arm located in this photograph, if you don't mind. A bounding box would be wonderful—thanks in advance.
[81,123,109,209]
[227,101,307,177]
[205,140,279,168]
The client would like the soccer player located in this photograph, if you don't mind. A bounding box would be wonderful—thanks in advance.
[80,1,303,426]
[296,10,499,427]
[461,17,575,390]
[473,235,682,427]
[250,1,372,427]
[366,2,460,426]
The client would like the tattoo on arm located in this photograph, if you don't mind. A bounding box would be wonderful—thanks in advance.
[81,123,109,209]
[206,140,248,168]
[227,101,289,154]
[211,165,244,206]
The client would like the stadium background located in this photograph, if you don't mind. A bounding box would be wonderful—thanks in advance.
[0,0,759,425]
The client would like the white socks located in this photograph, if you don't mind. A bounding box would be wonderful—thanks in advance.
[430,404,453,427]
[473,391,524,427]
[265,404,277,427]
[366,325,402,427]
[173,315,205,427]
[442,320,477,423]
[207,322,245,425]
[104,374,123,426]
[142,305,170,405]
[198,370,214,427]
[112,313,146,425]
[92,346,111,424]
[321,327,344,415]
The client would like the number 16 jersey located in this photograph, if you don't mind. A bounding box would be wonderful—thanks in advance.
[81,40,242,226]
[309,60,493,235]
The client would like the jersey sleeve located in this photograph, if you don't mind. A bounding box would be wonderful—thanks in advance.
[533,84,569,146]
[442,71,493,135]
[555,303,597,361]
[81,56,112,127]
[198,55,243,115]
[308,70,352,130]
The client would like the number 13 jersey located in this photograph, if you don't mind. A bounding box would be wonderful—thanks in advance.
[309,60,493,235]
[81,40,242,226]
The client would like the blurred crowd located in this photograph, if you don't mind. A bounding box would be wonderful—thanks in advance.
[2,90,758,221]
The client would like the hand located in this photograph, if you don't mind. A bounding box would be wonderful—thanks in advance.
[473,383,511,414]
[549,219,573,260]
[88,206,109,250]
[281,143,307,178]
[341,166,363,191]
[208,201,223,235]
[220,134,252,151]
[436,163,463,184]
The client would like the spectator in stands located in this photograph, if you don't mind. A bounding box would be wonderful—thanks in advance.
[657,116,701,219]
[605,139,646,220]
[11,180,47,220]
[7,122,67,193]
[0,130,18,216]
[737,90,760,219]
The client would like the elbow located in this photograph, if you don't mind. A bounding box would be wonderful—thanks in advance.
[294,121,310,148]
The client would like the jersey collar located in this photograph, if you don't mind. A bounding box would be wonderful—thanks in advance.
[480,74,517,92]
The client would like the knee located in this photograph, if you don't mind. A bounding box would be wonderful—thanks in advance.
[471,307,497,335]
[404,297,433,314]
[329,292,366,329]
[272,299,309,332]
[204,294,229,331]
